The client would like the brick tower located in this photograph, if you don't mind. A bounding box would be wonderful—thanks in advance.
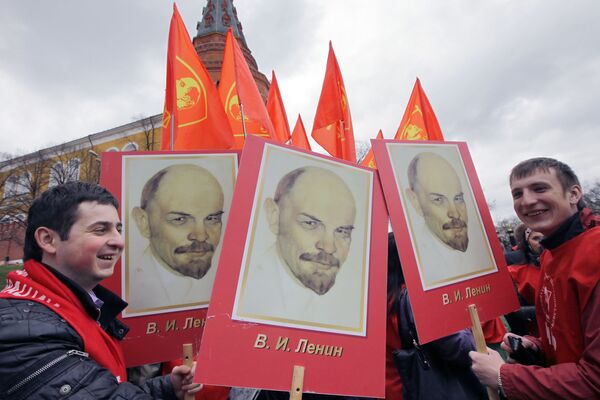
[193,0,270,101]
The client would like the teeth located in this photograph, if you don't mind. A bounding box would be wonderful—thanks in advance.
[98,255,114,260]
[528,210,544,216]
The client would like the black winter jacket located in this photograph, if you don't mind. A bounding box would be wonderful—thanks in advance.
[0,266,177,400]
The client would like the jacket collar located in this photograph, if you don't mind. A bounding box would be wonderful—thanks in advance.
[541,209,585,250]
[42,263,129,339]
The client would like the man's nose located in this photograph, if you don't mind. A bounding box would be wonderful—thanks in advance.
[188,221,208,242]
[108,230,125,250]
[447,201,460,219]
[316,232,337,254]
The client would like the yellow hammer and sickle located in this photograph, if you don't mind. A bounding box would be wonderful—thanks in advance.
[411,105,423,116]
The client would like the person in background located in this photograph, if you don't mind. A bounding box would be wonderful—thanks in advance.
[386,232,486,399]
[502,224,544,337]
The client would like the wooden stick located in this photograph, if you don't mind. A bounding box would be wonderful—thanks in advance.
[468,304,500,400]
[182,343,195,400]
[289,365,305,400]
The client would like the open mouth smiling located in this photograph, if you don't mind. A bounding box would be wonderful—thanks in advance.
[525,209,547,217]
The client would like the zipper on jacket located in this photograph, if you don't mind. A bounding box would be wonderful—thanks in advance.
[6,349,89,395]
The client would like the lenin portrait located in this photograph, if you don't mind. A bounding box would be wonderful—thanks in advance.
[122,153,237,316]
[386,143,497,290]
[232,144,372,336]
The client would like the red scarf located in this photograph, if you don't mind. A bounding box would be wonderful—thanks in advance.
[0,260,127,382]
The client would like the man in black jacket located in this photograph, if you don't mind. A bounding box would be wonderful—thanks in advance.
[0,182,202,399]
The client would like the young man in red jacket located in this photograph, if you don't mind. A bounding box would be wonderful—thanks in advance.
[0,182,202,399]
[470,157,600,399]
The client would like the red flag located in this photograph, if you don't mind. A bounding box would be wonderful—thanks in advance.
[290,115,311,151]
[360,130,383,169]
[218,28,275,149]
[161,4,233,150]
[394,78,444,141]
[311,42,356,162]
[266,71,291,143]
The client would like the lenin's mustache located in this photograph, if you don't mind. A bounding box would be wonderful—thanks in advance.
[299,251,340,267]
[442,219,467,230]
[174,241,214,254]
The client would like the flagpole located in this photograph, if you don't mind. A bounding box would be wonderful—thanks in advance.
[240,101,248,140]
[340,119,345,159]
[170,114,175,151]
[170,71,176,150]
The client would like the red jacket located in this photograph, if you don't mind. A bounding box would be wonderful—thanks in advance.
[501,210,600,399]
[385,311,404,399]
[507,263,541,306]
[1,260,127,380]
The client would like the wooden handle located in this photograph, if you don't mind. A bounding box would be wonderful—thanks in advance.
[468,305,500,400]
[289,365,305,400]
[468,304,488,353]
[183,343,195,400]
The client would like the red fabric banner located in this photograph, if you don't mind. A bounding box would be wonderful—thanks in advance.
[311,42,356,162]
[394,78,444,141]
[290,114,311,151]
[161,4,233,150]
[360,130,384,169]
[218,28,275,149]
[266,70,291,143]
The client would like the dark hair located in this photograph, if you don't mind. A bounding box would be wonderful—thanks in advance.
[387,231,405,312]
[24,182,119,262]
[273,168,306,204]
[515,223,543,266]
[510,157,585,209]
[140,168,169,210]
[407,154,422,191]
[514,223,527,251]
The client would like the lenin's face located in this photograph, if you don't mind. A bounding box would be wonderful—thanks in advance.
[407,153,469,252]
[134,165,224,279]
[265,168,356,295]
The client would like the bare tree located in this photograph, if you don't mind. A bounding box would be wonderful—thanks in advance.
[355,140,371,165]
[583,180,600,214]
[0,144,100,226]
[134,114,159,151]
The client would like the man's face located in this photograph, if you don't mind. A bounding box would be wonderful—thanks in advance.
[527,231,544,253]
[137,166,224,279]
[52,201,124,291]
[408,154,469,252]
[267,169,356,295]
[510,168,580,236]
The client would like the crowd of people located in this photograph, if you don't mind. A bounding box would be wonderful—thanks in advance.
[0,156,598,399]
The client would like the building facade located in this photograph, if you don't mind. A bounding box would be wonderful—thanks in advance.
[0,0,269,263]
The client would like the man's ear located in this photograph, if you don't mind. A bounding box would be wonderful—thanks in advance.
[567,185,583,208]
[34,227,59,256]
[264,198,280,235]
[132,207,151,238]
[406,188,424,217]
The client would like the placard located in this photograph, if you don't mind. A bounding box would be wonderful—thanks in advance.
[196,136,387,397]
[100,150,238,366]
[372,140,518,344]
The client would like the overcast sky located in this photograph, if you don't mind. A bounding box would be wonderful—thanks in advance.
[1,0,599,221]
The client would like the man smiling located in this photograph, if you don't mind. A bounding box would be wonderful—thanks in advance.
[0,182,199,399]
[470,158,600,399]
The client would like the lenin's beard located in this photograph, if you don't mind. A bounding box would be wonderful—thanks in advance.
[172,241,215,279]
[442,218,469,252]
[296,251,340,295]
